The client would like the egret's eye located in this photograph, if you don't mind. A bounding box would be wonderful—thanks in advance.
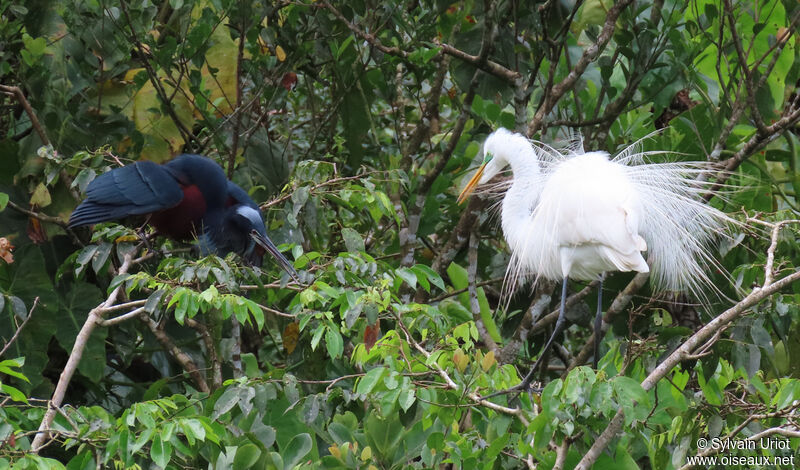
[483,152,493,164]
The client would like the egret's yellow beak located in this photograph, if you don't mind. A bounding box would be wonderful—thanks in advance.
[457,163,486,205]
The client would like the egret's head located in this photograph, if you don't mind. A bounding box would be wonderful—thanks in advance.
[457,128,516,204]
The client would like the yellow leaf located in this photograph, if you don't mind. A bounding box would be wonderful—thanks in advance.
[276,45,286,62]
[258,36,270,55]
[361,446,372,461]
[115,235,140,243]
[283,322,300,354]
[480,350,496,372]
[30,183,51,208]
[453,347,468,373]
[329,445,341,459]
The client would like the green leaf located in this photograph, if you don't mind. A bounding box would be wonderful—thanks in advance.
[412,264,445,291]
[612,376,650,425]
[0,358,29,382]
[325,326,344,359]
[282,433,312,470]
[245,298,265,330]
[150,434,171,468]
[398,387,415,412]
[91,243,112,274]
[773,379,800,410]
[365,413,403,461]
[182,419,206,443]
[341,227,365,253]
[396,268,417,288]
[72,168,96,193]
[233,443,261,470]
[446,262,468,290]
[144,290,166,314]
[29,182,51,207]
[356,367,386,395]
[328,422,355,446]
[0,192,7,212]
[66,451,94,470]
[212,386,240,419]
[1,383,28,403]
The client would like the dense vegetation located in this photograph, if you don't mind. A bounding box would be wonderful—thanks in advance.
[1,0,799,468]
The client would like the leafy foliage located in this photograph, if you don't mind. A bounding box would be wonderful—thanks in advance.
[1,0,800,468]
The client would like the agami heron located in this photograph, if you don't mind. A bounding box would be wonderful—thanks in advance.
[69,154,297,280]
[458,128,730,391]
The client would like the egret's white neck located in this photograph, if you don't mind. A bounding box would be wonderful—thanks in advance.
[499,144,541,251]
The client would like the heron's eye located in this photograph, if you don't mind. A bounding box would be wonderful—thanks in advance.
[483,152,493,164]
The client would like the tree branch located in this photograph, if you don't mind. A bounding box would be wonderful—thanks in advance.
[139,313,211,393]
[575,223,800,469]
[32,253,134,451]
[527,0,634,137]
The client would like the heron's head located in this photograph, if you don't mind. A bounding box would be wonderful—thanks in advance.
[457,128,518,204]
[227,205,299,282]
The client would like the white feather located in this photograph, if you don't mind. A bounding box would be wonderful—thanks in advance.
[472,128,732,301]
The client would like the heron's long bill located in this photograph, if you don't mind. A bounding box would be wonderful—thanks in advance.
[250,230,300,283]
[457,163,486,205]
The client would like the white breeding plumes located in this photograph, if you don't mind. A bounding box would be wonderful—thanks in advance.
[461,128,731,299]
[458,127,733,389]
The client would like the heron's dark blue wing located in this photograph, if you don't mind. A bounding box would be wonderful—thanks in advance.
[68,161,184,227]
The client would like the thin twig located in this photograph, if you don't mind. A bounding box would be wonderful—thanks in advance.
[0,297,39,358]
[527,0,634,137]
[394,312,530,423]
[99,306,146,327]
[140,313,211,393]
[0,85,50,145]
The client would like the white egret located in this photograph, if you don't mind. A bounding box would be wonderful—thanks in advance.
[457,128,731,391]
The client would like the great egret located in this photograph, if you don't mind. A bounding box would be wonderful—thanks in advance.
[457,128,731,391]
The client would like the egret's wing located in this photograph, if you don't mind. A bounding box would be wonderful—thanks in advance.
[623,160,734,299]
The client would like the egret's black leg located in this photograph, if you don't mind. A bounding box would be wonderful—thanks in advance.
[515,276,569,391]
[593,275,604,369]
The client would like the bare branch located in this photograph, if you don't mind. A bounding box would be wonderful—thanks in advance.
[139,312,211,393]
[98,306,146,327]
[527,0,634,137]
[32,253,134,451]
[0,85,50,146]
[722,0,768,135]
[437,43,520,83]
